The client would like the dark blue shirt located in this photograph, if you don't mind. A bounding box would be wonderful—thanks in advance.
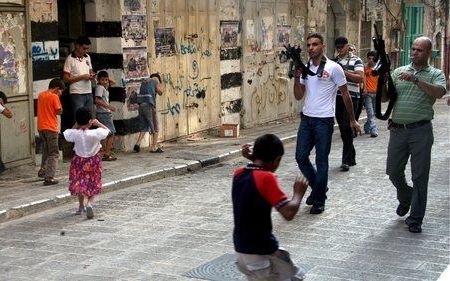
[137,79,158,106]
[232,164,288,255]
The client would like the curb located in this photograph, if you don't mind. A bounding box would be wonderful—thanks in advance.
[0,134,299,224]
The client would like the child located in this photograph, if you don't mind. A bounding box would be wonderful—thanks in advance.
[363,51,379,137]
[95,70,117,161]
[37,78,65,185]
[63,107,109,219]
[133,73,164,153]
[234,134,308,281]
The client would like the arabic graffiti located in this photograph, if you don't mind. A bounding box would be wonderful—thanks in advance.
[31,41,59,61]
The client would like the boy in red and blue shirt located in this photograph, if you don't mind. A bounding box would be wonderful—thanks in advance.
[233,134,308,280]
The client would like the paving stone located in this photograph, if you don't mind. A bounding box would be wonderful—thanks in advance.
[0,101,448,280]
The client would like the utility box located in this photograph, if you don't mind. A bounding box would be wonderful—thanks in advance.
[219,124,240,138]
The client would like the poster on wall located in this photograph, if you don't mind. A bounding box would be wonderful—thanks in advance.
[155,27,176,57]
[122,15,147,47]
[220,21,240,48]
[277,13,289,26]
[126,81,141,111]
[124,0,145,14]
[151,0,159,14]
[261,17,274,51]
[277,25,291,47]
[245,19,257,51]
[123,47,149,80]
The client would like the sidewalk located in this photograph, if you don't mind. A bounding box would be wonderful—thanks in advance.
[0,116,300,223]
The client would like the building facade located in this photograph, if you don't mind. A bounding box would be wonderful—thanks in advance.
[0,0,448,168]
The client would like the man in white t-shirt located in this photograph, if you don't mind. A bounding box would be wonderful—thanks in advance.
[293,33,360,214]
[63,36,96,121]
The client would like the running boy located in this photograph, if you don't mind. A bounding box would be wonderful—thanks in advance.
[234,134,308,280]
[133,73,164,153]
[95,70,117,161]
[64,107,109,219]
[37,78,65,185]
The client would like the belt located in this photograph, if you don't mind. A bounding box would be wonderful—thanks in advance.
[388,119,430,129]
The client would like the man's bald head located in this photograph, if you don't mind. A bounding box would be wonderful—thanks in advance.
[414,37,432,51]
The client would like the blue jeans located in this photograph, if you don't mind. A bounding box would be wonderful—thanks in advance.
[295,114,334,205]
[364,93,378,134]
[71,93,94,120]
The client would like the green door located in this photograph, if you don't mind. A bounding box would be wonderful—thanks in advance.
[400,4,424,66]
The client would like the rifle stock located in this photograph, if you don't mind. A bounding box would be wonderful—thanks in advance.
[372,24,397,120]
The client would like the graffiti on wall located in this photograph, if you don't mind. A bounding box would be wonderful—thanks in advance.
[0,45,19,87]
[31,41,59,61]
[155,28,176,57]
[123,47,149,79]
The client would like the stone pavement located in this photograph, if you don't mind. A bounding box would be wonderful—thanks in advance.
[0,116,299,223]
[0,100,448,280]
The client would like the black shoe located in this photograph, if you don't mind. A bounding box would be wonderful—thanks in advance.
[133,144,140,153]
[310,204,324,214]
[396,204,410,217]
[408,224,422,233]
[340,164,350,171]
[305,196,313,206]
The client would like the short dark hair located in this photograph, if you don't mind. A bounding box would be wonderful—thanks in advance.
[75,107,92,126]
[97,70,109,80]
[367,50,377,58]
[75,36,91,46]
[48,78,65,90]
[252,134,284,162]
[307,33,324,44]
[150,73,161,83]
[334,36,348,47]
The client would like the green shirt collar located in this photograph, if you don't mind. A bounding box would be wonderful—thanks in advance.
[406,63,431,73]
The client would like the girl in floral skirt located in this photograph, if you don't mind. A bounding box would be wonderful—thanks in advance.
[63,107,110,219]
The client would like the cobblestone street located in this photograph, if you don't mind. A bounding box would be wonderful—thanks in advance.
[0,102,448,281]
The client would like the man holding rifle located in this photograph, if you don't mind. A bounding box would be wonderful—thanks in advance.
[387,37,446,233]
[293,33,360,214]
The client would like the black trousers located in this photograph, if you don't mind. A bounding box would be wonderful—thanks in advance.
[335,95,359,166]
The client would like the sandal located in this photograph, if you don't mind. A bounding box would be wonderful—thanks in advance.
[86,206,94,219]
[38,168,46,178]
[102,155,117,161]
[75,207,86,215]
[43,178,59,186]
[150,147,164,153]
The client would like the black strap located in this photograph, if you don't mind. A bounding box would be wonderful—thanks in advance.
[301,58,327,80]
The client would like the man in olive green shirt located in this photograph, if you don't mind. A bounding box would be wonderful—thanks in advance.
[387,37,446,233]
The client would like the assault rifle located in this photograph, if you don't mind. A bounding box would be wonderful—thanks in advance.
[280,44,315,79]
[372,24,397,120]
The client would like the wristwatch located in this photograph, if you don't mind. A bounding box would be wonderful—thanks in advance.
[413,75,419,85]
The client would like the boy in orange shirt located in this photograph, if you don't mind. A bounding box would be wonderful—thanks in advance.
[363,51,379,137]
[37,78,65,185]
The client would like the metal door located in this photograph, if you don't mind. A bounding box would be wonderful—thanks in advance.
[0,3,33,168]
[400,4,424,66]
[150,0,220,140]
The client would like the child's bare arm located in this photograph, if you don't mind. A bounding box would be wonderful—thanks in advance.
[278,176,308,221]
[241,144,255,161]
[95,97,116,111]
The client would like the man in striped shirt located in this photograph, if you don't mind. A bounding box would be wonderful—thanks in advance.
[334,37,365,172]
[388,37,446,233]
